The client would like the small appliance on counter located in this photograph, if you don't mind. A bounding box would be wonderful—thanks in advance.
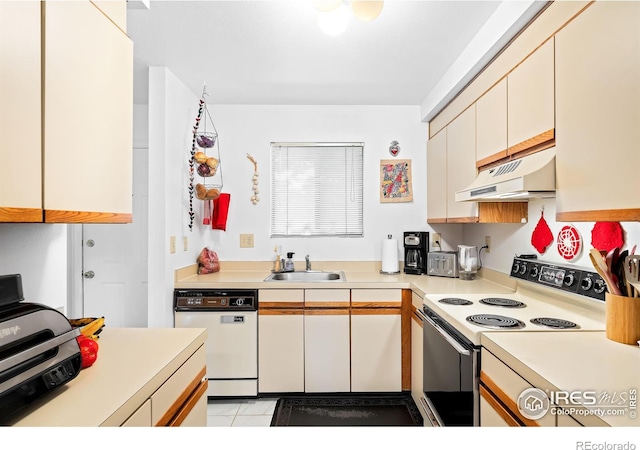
[427,251,459,278]
[403,231,428,275]
[0,274,82,424]
[458,245,479,280]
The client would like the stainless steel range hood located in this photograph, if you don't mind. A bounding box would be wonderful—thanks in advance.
[455,148,556,202]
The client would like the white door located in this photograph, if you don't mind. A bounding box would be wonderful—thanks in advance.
[81,149,148,327]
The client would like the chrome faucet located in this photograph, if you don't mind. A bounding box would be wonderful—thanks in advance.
[305,254,311,271]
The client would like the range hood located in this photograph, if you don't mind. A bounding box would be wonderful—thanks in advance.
[455,148,556,202]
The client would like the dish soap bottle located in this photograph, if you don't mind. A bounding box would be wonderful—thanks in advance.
[284,252,295,272]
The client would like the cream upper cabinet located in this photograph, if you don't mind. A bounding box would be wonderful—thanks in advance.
[507,38,555,151]
[476,78,507,166]
[92,0,127,31]
[0,2,42,222]
[446,106,478,222]
[426,129,447,223]
[555,1,640,222]
[43,1,133,223]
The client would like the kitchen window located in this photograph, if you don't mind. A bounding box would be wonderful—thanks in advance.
[270,142,363,237]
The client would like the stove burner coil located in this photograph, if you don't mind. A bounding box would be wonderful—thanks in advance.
[530,317,579,329]
[438,298,473,306]
[479,297,526,308]
[466,314,526,329]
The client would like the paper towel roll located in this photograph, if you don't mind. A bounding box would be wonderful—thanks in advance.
[381,237,399,273]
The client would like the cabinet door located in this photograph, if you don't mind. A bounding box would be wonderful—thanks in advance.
[426,129,447,223]
[258,312,305,393]
[476,79,508,166]
[43,1,133,223]
[446,106,478,222]
[480,395,511,427]
[555,2,640,222]
[304,311,350,393]
[507,38,555,152]
[0,2,42,222]
[351,312,401,392]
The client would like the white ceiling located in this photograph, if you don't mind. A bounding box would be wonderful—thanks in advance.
[127,1,541,112]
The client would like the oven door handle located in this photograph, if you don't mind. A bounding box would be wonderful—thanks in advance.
[421,310,471,356]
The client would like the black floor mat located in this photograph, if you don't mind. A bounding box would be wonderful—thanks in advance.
[270,394,423,427]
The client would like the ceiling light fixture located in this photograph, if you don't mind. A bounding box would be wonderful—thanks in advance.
[312,0,384,36]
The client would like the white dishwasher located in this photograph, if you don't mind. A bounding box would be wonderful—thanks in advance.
[174,289,258,397]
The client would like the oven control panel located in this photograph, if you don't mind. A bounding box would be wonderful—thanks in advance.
[510,257,606,301]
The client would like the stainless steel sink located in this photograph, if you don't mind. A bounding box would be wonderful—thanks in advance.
[264,271,346,282]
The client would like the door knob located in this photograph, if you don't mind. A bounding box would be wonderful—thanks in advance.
[86,239,95,247]
[83,270,95,279]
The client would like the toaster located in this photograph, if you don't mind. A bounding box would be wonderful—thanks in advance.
[0,275,82,424]
[427,251,459,278]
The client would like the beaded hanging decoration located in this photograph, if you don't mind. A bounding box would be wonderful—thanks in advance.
[187,98,206,231]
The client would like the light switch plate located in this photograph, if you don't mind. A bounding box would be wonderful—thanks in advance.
[170,236,176,254]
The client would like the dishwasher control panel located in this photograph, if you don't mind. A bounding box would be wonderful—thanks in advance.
[174,289,257,311]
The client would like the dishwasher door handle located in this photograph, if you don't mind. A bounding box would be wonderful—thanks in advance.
[220,315,246,324]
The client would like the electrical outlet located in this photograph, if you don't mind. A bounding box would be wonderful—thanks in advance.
[432,233,441,249]
[170,236,176,254]
[240,233,254,248]
[485,236,491,253]
[183,236,188,251]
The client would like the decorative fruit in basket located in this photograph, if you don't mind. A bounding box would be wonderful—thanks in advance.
[197,163,211,177]
[194,151,208,164]
[76,335,99,369]
[197,134,215,148]
[195,183,220,200]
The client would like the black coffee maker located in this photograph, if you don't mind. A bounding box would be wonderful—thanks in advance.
[404,231,429,275]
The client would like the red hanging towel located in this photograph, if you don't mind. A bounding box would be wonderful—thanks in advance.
[531,209,554,253]
[212,193,230,231]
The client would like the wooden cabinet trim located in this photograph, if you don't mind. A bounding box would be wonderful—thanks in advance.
[557,208,640,223]
[478,202,528,224]
[350,307,401,315]
[401,288,412,391]
[480,370,540,427]
[45,210,132,224]
[166,378,208,427]
[351,301,402,309]
[259,302,304,310]
[259,308,304,316]
[0,208,43,223]
[305,301,350,309]
[155,367,206,427]
[476,150,509,169]
[507,129,555,158]
[427,218,447,224]
[446,216,480,224]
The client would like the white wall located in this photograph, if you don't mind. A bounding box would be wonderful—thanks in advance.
[0,224,67,311]
[203,104,430,264]
[462,198,640,274]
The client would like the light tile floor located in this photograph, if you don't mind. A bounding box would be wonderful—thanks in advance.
[207,398,278,427]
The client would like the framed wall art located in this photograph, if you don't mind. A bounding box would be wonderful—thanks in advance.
[380,159,413,203]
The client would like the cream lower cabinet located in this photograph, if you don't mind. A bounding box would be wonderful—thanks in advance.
[258,290,305,393]
[410,293,426,422]
[351,289,402,392]
[304,289,351,393]
[555,1,640,222]
[480,348,555,427]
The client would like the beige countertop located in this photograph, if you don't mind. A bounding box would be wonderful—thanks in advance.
[9,327,207,427]
[482,331,640,427]
[174,261,516,298]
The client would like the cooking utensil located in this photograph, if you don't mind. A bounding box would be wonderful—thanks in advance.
[589,248,621,295]
[615,249,629,297]
[624,255,640,297]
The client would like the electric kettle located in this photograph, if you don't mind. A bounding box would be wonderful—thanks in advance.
[457,245,479,280]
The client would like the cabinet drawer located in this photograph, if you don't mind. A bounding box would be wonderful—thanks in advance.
[351,289,401,307]
[259,289,304,309]
[151,345,206,425]
[121,399,152,427]
[305,289,350,307]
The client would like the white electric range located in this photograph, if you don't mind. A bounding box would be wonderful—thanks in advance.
[422,256,607,346]
[418,256,608,426]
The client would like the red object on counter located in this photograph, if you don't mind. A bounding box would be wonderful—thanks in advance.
[591,222,624,252]
[76,335,99,369]
[212,193,230,231]
[531,210,554,253]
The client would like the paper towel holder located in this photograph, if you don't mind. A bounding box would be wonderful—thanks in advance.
[380,234,401,275]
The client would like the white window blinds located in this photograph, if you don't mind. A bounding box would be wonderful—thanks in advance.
[270,143,364,237]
